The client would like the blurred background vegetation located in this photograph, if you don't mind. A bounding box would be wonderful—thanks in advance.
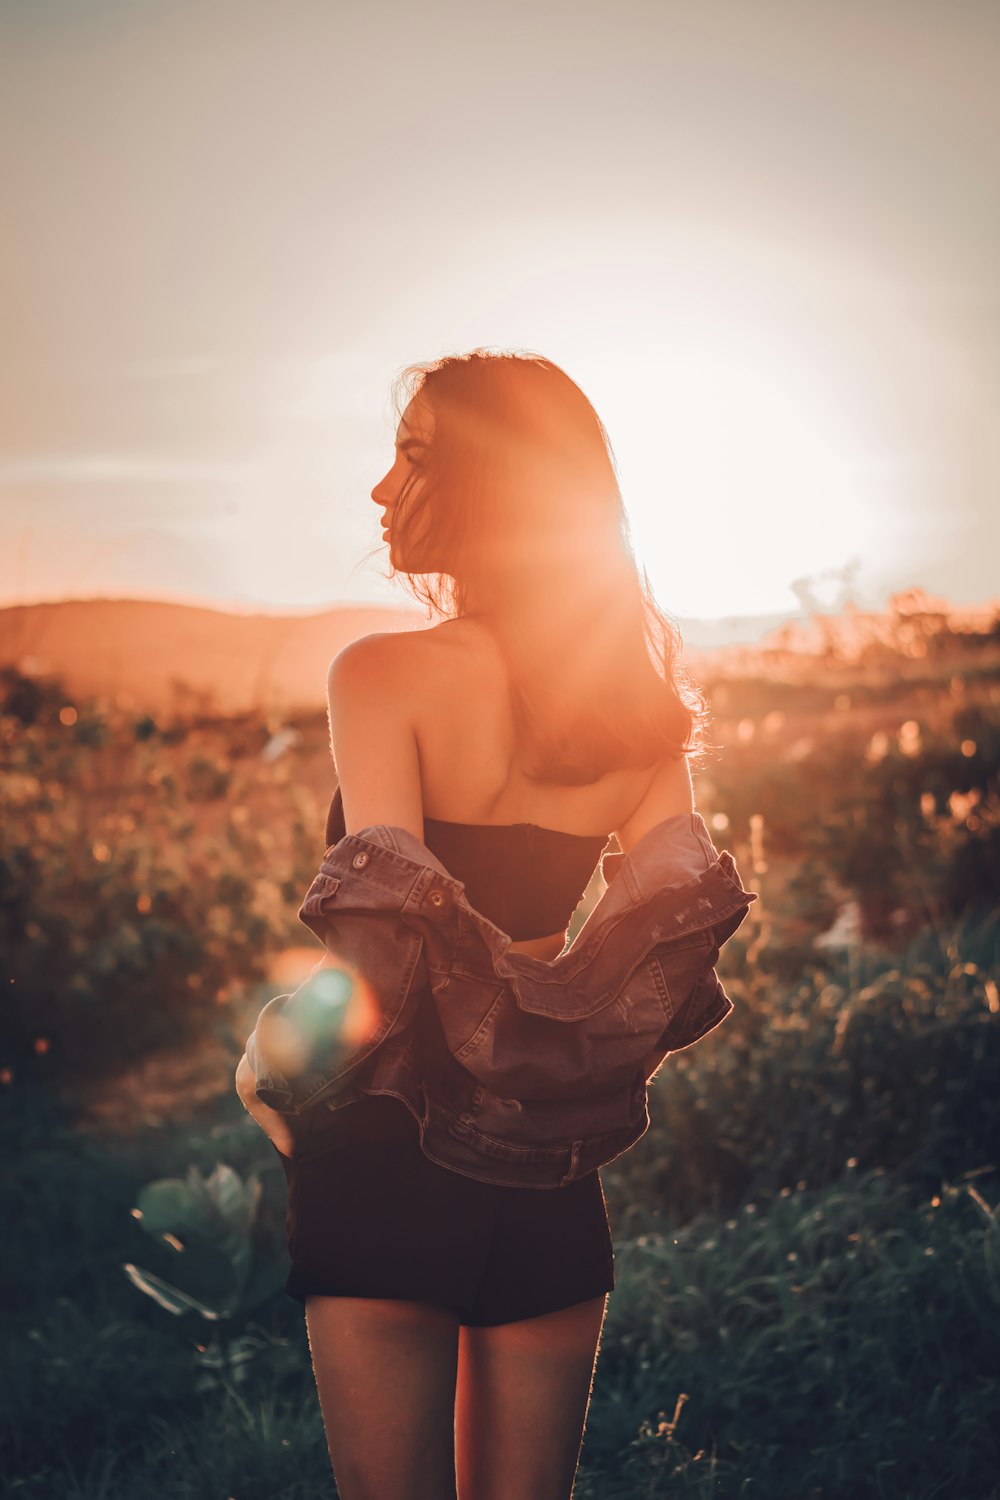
[2,599,999,1498]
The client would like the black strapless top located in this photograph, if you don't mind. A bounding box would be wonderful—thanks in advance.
[324,785,609,941]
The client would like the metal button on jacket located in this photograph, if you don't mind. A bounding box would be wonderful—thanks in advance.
[352,851,369,869]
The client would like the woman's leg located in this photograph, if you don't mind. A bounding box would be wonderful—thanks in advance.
[454,1293,609,1500]
[305,1293,461,1500]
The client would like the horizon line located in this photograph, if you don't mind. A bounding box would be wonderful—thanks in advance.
[4,588,996,629]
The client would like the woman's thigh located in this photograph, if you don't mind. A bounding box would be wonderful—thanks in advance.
[454,1293,609,1500]
[305,1293,461,1500]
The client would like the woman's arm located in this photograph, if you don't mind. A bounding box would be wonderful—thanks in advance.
[326,635,424,841]
[235,634,420,1156]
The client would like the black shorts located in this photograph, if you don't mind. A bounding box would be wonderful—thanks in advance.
[275,1094,616,1327]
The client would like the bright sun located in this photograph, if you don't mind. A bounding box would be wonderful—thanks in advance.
[594,339,885,620]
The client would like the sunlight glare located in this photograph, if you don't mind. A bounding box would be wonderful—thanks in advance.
[603,341,882,618]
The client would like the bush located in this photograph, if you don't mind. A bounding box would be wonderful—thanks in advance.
[0,682,323,1086]
[604,911,1000,1228]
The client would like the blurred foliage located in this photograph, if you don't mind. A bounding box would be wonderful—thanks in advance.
[693,668,1000,947]
[603,909,1000,1229]
[1,621,998,1498]
[124,1161,288,1329]
[0,669,325,1085]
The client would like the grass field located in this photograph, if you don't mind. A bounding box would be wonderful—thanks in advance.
[2,605,999,1498]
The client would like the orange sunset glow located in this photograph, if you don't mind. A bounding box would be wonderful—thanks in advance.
[1,2,997,639]
[3,5,998,1497]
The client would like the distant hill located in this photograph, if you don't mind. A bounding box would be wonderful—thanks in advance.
[0,596,802,714]
[0,598,429,714]
[8,593,990,716]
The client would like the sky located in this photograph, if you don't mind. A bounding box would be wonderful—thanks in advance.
[1,0,997,626]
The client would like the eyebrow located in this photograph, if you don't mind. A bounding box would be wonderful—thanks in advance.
[396,437,428,450]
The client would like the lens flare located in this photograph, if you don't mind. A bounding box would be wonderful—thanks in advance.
[261,954,381,1078]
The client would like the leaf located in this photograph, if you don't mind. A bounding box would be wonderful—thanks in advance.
[121,1262,231,1320]
[134,1164,261,1290]
[135,1178,218,1240]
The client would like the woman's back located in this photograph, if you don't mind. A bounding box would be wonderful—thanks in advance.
[328,614,695,958]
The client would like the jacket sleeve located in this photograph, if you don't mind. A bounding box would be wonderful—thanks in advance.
[246,872,430,1115]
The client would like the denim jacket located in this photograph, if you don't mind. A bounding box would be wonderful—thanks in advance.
[246,812,757,1188]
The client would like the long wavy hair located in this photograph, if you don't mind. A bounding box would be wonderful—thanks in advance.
[369,348,709,785]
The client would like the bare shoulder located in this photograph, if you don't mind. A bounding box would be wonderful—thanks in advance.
[326,623,486,724]
[613,754,695,855]
[353,618,495,679]
[327,628,428,686]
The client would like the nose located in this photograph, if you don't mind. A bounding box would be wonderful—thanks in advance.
[371,465,394,507]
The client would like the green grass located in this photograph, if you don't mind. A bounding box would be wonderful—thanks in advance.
[2,651,999,1497]
[3,1115,997,1498]
[584,1169,1000,1498]
[3,935,998,1500]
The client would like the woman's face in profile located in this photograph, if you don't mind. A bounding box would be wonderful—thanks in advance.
[371,395,436,568]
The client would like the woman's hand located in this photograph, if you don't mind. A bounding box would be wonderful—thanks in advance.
[235,1050,296,1158]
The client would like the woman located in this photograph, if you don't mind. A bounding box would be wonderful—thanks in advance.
[237,348,709,1500]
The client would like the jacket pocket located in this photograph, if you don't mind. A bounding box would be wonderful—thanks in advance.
[427,967,507,1063]
[450,937,714,1102]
